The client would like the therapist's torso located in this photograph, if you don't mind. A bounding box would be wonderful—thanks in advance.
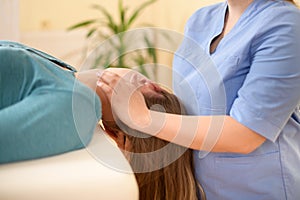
[173,0,300,199]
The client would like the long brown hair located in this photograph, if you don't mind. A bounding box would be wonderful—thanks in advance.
[104,89,206,200]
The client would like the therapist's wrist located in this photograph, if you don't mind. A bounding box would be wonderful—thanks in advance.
[128,107,152,130]
[133,110,165,136]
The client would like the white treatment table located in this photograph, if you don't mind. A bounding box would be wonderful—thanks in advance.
[0,126,139,200]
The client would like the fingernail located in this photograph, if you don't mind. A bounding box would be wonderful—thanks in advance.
[97,80,103,87]
[96,70,103,77]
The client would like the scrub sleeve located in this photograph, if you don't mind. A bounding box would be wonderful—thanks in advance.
[0,41,101,163]
[173,1,300,199]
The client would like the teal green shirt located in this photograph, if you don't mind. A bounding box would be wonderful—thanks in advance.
[0,41,101,163]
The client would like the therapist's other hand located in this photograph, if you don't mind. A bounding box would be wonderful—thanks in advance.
[97,69,151,130]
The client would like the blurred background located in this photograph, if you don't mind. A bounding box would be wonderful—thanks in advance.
[1,0,298,86]
[0,0,221,65]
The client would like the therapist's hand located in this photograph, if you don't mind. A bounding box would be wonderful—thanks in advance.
[97,69,151,130]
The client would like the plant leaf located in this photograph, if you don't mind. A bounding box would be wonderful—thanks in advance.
[86,28,97,38]
[143,36,157,62]
[92,4,119,33]
[67,19,97,31]
[127,0,157,28]
[118,0,130,32]
[119,0,125,25]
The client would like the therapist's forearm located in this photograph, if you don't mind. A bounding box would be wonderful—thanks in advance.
[141,111,266,154]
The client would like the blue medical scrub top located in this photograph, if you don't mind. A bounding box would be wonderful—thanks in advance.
[173,0,300,199]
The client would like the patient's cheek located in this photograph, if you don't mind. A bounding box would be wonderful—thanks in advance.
[96,87,115,122]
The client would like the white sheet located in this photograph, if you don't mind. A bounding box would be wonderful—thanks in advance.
[0,126,139,200]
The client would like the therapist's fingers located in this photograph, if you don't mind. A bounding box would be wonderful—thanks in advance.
[96,80,114,101]
[96,71,119,101]
[97,69,150,131]
[129,71,152,87]
[97,70,141,100]
[97,70,120,87]
[98,69,150,89]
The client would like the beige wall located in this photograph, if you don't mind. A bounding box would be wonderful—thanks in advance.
[18,0,222,73]
[12,0,300,86]
[0,0,19,40]
[20,0,223,32]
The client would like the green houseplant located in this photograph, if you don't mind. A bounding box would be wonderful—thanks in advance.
[68,0,158,79]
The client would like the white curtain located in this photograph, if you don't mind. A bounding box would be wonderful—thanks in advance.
[0,0,19,41]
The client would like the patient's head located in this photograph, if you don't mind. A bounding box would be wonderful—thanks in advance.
[103,83,205,200]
